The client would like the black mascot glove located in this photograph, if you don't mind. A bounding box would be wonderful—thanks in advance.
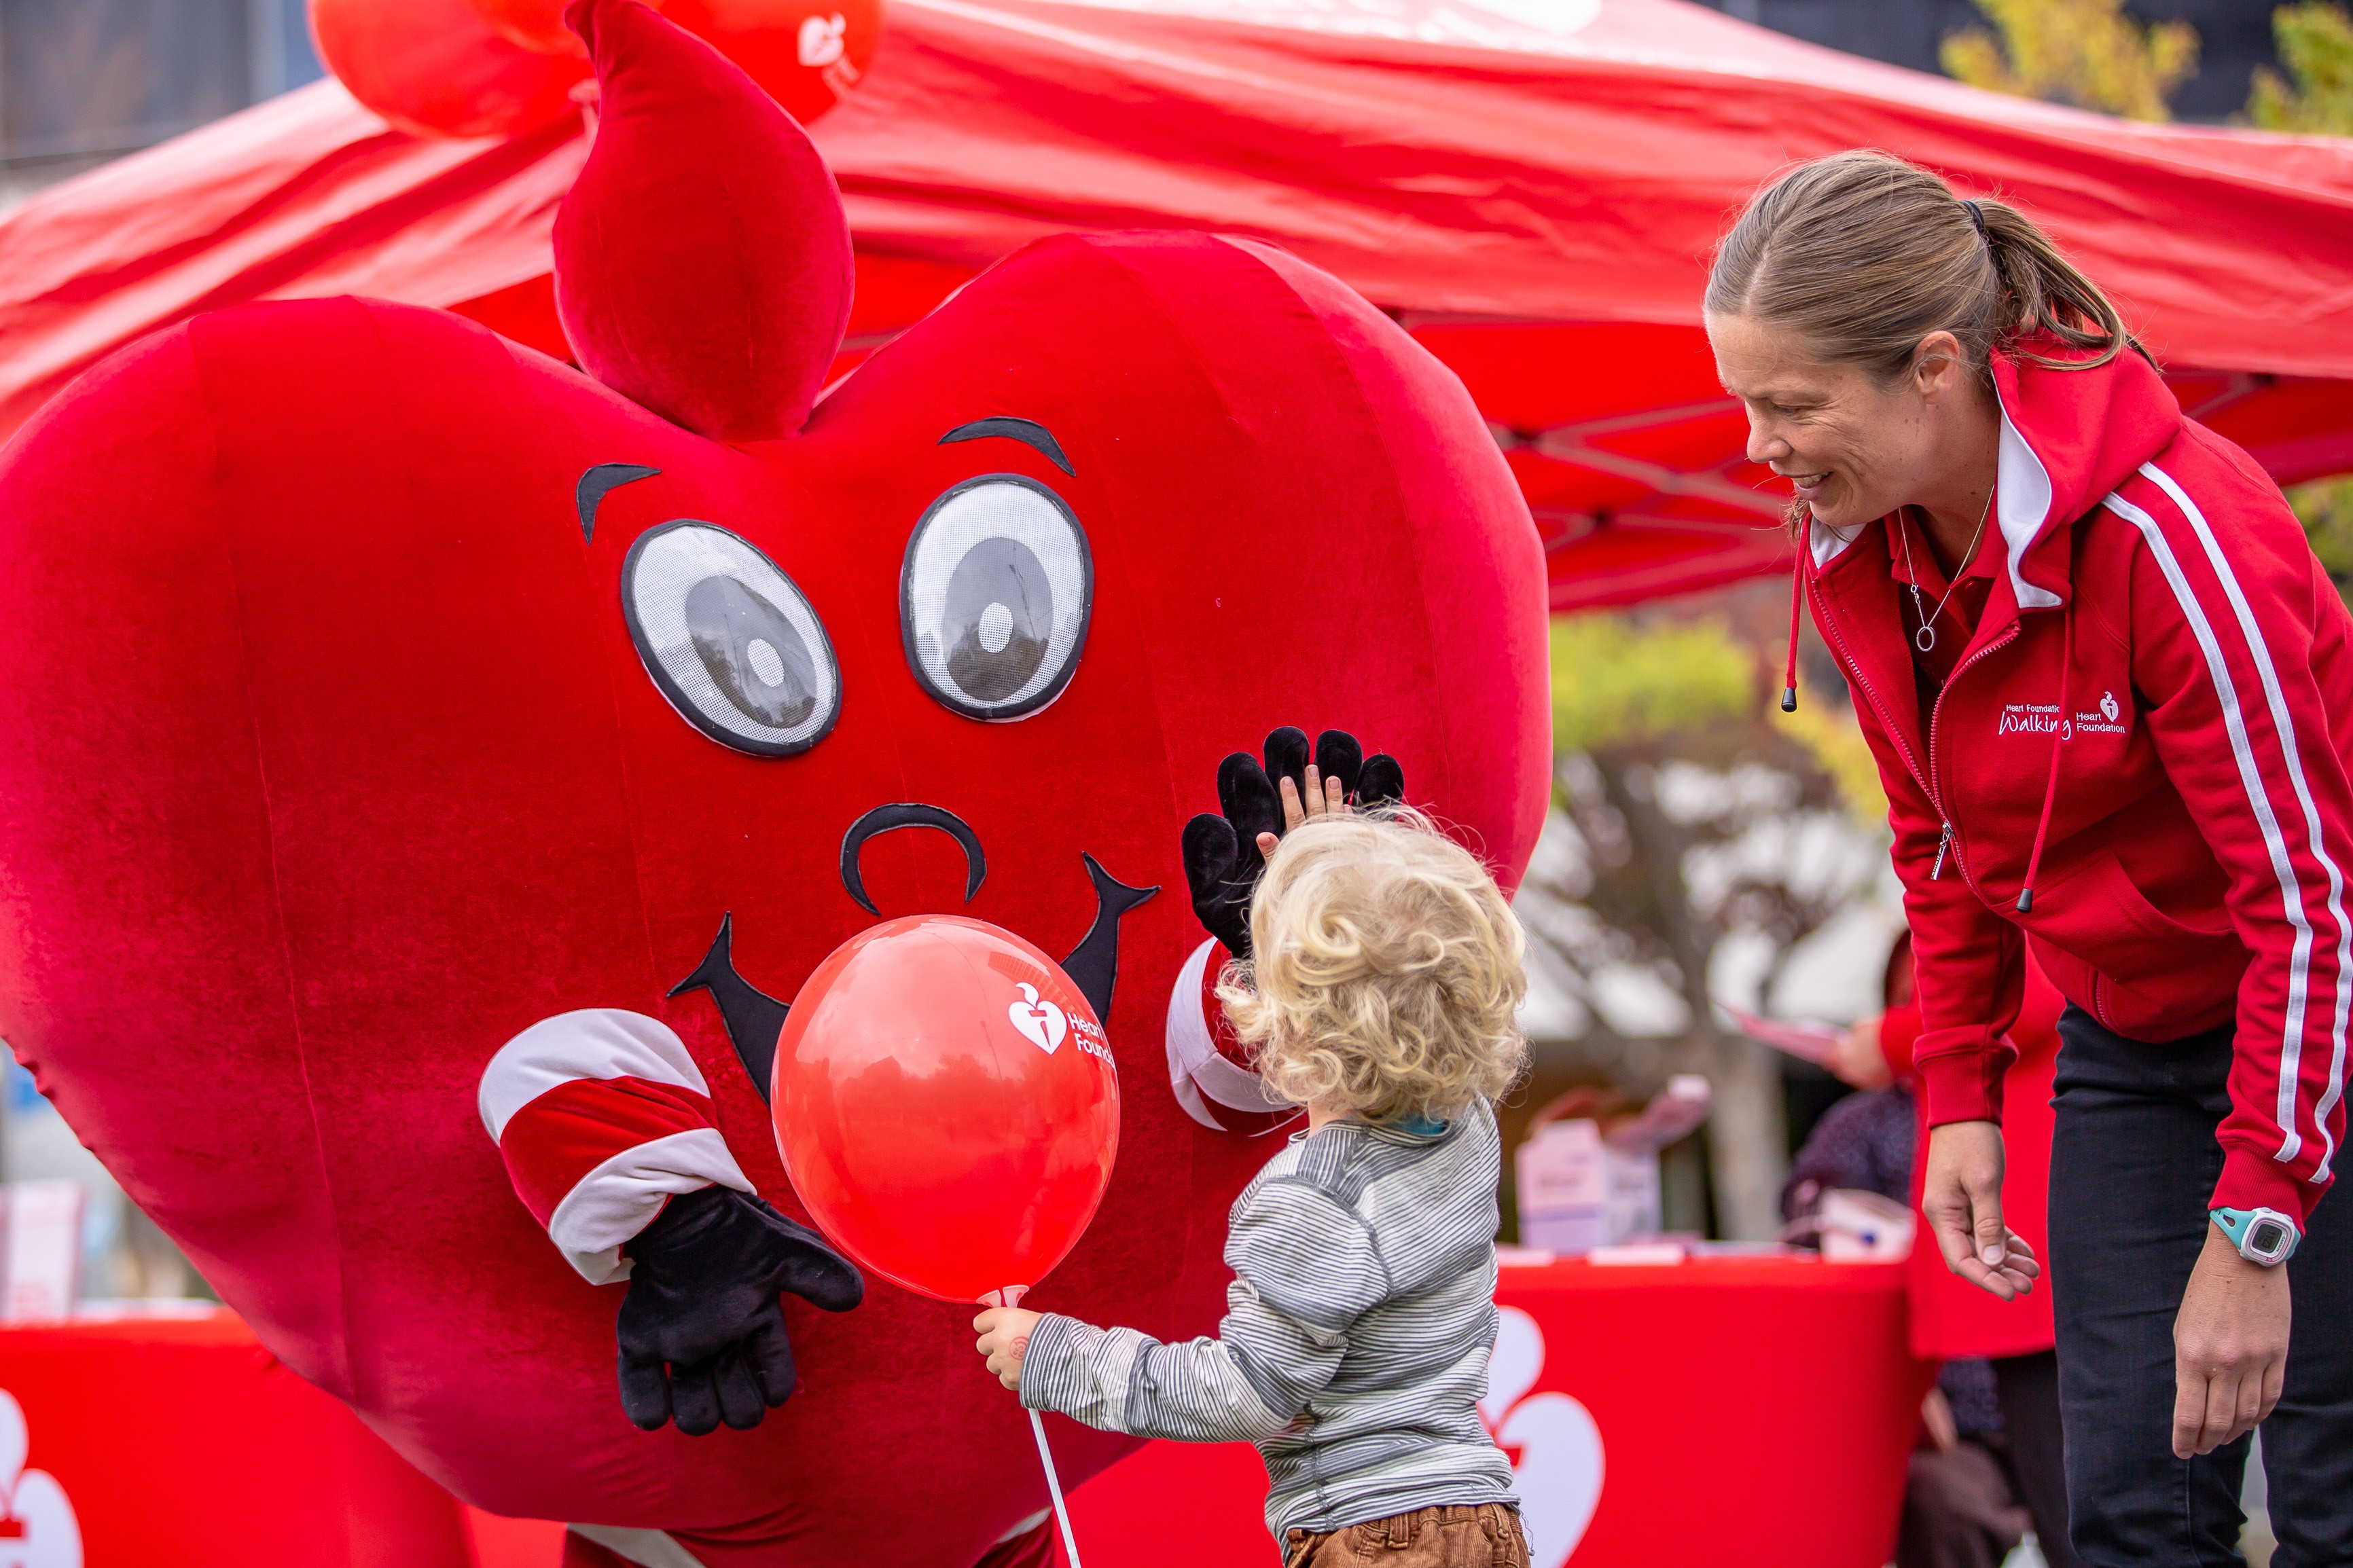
[614,1184,863,1436]
[1180,726,1405,960]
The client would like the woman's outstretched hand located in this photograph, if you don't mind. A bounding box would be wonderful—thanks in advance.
[974,1305,1043,1392]
[1921,1120,2040,1300]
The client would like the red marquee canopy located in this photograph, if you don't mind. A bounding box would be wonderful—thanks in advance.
[5,0,2353,608]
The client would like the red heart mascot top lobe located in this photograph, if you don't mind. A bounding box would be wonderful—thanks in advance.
[556,0,853,441]
[0,2,1550,1561]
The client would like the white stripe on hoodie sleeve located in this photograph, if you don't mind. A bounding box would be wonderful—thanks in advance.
[2108,470,2353,1190]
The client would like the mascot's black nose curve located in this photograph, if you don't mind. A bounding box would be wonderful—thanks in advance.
[683,805,1159,1101]
[839,803,986,916]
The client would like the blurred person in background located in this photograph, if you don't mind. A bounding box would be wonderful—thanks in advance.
[1788,933,2077,1568]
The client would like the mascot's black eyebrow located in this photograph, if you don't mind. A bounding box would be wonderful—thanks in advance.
[937,417,1073,477]
[576,462,661,543]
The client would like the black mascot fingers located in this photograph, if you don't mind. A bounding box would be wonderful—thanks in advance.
[1181,727,1405,960]
[615,1186,864,1434]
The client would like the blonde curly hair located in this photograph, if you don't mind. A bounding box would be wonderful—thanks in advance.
[1216,809,1528,1123]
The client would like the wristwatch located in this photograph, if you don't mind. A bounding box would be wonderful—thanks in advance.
[2211,1206,2301,1266]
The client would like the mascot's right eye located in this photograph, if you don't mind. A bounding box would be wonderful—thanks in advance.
[622,521,842,756]
[901,475,1093,721]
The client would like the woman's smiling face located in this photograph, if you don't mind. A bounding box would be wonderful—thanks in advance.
[1707,311,1947,533]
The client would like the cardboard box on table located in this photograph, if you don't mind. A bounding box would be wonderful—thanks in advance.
[1516,1076,1711,1254]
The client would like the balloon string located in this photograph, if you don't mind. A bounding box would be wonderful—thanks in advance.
[1028,1406,1084,1568]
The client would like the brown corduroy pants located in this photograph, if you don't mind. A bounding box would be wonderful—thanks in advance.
[1282,1503,1530,1567]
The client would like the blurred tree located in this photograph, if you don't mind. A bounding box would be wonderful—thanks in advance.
[2290,477,2353,605]
[2248,3,2353,132]
[2221,1,2353,670]
[1942,0,2199,121]
[1522,611,1890,1241]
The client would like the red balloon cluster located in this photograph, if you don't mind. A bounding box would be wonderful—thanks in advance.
[772,915,1121,1305]
[309,0,884,139]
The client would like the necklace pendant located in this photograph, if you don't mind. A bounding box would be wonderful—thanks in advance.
[1915,624,1937,653]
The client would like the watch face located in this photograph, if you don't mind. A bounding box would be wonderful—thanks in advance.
[2250,1218,2292,1256]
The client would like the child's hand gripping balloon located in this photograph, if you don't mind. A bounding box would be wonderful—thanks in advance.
[973,1306,1044,1391]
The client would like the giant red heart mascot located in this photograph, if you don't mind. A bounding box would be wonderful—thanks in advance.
[0,3,1547,1564]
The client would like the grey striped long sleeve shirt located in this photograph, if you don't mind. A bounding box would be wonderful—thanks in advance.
[1019,1099,1515,1538]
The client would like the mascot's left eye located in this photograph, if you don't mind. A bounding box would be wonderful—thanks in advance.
[901,475,1092,721]
[621,521,842,756]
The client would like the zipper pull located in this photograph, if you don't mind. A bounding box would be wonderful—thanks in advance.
[1930,822,1953,881]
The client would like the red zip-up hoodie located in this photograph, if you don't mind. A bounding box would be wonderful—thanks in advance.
[1801,344,2353,1222]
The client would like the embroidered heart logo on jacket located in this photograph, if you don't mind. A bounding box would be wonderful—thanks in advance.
[1008,983,1068,1055]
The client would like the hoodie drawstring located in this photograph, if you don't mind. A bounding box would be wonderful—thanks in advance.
[2015,603,2072,913]
[1791,503,2068,913]
[1782,545,1803,713]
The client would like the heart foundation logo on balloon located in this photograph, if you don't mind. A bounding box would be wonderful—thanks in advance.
[1008,983,1067,1055]
[797,12,848,67]
[772,915,1119,1305]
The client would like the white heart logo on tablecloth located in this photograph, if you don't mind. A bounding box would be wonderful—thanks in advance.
[0,1389,82,1567]
[1481,1307,1602,1568]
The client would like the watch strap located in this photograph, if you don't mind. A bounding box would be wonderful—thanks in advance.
[2211,1205,2301,1265]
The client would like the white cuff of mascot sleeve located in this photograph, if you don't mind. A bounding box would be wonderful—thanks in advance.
[1165,937,1293,1129]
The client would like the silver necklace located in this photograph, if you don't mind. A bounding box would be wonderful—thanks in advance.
[1896,488,1994,654]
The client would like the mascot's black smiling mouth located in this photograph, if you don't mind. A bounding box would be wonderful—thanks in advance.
[668,801,1156,1100]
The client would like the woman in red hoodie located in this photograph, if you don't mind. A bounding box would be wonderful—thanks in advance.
[1709,151,2353,1564]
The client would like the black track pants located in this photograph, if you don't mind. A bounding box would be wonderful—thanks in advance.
[2047,1006,2353,1566]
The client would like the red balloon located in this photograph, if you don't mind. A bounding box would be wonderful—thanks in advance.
[312,0,588,139]
[475,0,888,124]
[470,0,604,55]
[772,915,1119,1304]
[663,0,888,126]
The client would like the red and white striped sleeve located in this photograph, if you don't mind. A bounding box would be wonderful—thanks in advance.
[478,1008,755,1283]
[2113,448,2353,1221]
[1164,938,1297,1135]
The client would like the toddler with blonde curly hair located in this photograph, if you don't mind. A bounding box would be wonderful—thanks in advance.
[976,759,1532,1568]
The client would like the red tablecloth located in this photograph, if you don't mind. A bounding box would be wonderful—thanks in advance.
[1492,1257,1928,1567]
[1060,1256,1928,1568]
[0,1309,482,1566]
[6,1258,1921,1568]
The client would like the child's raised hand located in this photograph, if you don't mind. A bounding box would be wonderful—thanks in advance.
[1179,727,1404,960]
[973,1306,1042,1391]
[1255,765,1350,859]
